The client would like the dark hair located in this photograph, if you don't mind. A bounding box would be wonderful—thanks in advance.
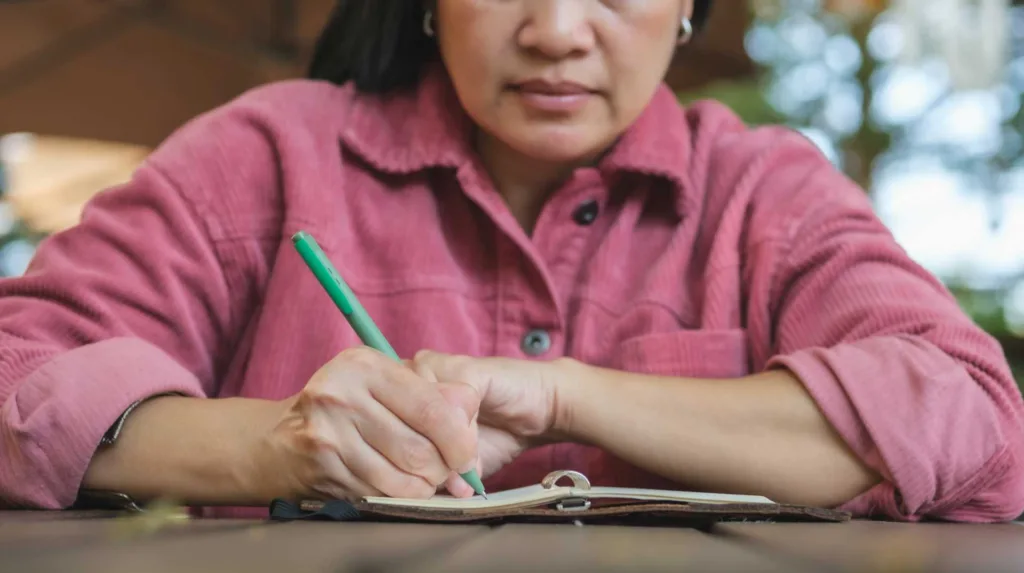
[308,0,715,93]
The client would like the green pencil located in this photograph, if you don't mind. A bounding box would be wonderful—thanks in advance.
[291,231,487,499]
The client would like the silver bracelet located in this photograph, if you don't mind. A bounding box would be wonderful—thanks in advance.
[100,392,184,446]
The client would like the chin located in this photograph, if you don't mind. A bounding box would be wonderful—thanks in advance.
[506,128,608,165]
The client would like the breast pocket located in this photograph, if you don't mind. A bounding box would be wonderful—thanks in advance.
[612,329,751,379]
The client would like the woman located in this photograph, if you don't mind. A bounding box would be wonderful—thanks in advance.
[1,0,1022,522]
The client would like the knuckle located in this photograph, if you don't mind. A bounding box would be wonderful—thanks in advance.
[413,349,435,363]
[295,426,331,455]
[339,345,377,365]
[300,413,341,451]
[447,358,475,382]
[399,436,437,473]
[302,386,358,414]
[412,350,471,379]
[307,362,354,394]
[304,367,334,392]
[417,397,454,431]
[410,357,439,383]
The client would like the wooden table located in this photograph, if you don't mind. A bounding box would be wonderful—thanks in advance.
[2,511,1023,572]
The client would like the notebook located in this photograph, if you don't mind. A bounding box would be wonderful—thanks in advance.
[270,470,850,525]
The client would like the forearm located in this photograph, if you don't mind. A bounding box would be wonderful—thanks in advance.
[82,395,285,506]
[554,360,880,507]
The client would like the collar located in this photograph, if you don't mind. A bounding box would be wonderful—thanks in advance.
[340,63,696,216]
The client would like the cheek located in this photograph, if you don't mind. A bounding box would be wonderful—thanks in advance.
[605,75,658,127]
[437,28,505,119]
[436,3,516,98]
[604,35,677,120]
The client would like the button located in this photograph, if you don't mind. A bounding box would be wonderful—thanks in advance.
[521,329,552,356]
[572,200,600,226]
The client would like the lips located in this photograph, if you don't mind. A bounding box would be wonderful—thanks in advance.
[513,79,593,96]
[510,79,596,114]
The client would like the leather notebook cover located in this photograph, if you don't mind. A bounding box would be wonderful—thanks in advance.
[274,470,850,525]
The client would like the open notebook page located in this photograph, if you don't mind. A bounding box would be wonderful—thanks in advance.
[363,484,775,512]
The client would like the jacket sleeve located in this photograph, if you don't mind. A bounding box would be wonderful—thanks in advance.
[0,127,261,508]
[754,151,1024,522]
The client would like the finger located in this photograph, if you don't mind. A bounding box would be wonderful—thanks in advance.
[443,455,484,498]
[338,422,437,499]
[302,404,385,501]
[413,356,479,422]
[410,350,483,427]
[351,397,451,487]
[477,425,523,475]
[408,357,438,383]
[412,350,477,390]
[444,471,475,498]
[436,381,480,425]
[370,361,480,474]
[311,447,384,501]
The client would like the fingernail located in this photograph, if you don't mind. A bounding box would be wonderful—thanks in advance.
[452,478,473,498]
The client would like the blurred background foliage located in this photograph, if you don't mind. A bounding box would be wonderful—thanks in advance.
[678,0,1024,383]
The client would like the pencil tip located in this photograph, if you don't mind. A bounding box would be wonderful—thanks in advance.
[481,492,489,500]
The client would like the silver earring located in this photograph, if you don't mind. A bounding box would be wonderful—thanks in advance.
[423,9,435,37]
[677,17,693,45]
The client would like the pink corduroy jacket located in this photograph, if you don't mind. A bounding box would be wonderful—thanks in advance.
[1,66,1022,522]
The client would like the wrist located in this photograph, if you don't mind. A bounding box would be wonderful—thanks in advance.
[83,395,293,507]
[547,357,597,441]
[240,395,301,503]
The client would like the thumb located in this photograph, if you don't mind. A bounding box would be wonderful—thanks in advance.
[443,457,484,498]
[437,382,480,427]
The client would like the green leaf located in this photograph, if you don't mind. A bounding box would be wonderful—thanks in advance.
[676,79,784,126]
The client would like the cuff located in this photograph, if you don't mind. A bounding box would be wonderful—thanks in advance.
[766,345,898,516]
[0,338,205,508]
[767,339,1008,520]
[767,347,880,473]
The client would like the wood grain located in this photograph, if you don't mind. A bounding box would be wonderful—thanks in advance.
[6,512,1024,572]
[3,519,483,573]
[716,520,1024,573]
[405,524,814,573]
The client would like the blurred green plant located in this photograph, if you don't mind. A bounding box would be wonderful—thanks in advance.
[677,78,785,125]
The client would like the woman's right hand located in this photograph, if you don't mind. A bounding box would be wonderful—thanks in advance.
[251,347,481,502]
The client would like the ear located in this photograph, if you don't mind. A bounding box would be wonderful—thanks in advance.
[678,0,693,20]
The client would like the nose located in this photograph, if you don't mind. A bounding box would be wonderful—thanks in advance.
[517,0,596,60]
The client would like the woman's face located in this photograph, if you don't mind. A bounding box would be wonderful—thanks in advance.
[436,0,691,165]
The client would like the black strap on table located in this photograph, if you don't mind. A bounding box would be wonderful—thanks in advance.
[269,498,363,522]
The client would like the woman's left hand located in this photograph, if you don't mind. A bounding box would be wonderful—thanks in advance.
[409,350,567,496]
